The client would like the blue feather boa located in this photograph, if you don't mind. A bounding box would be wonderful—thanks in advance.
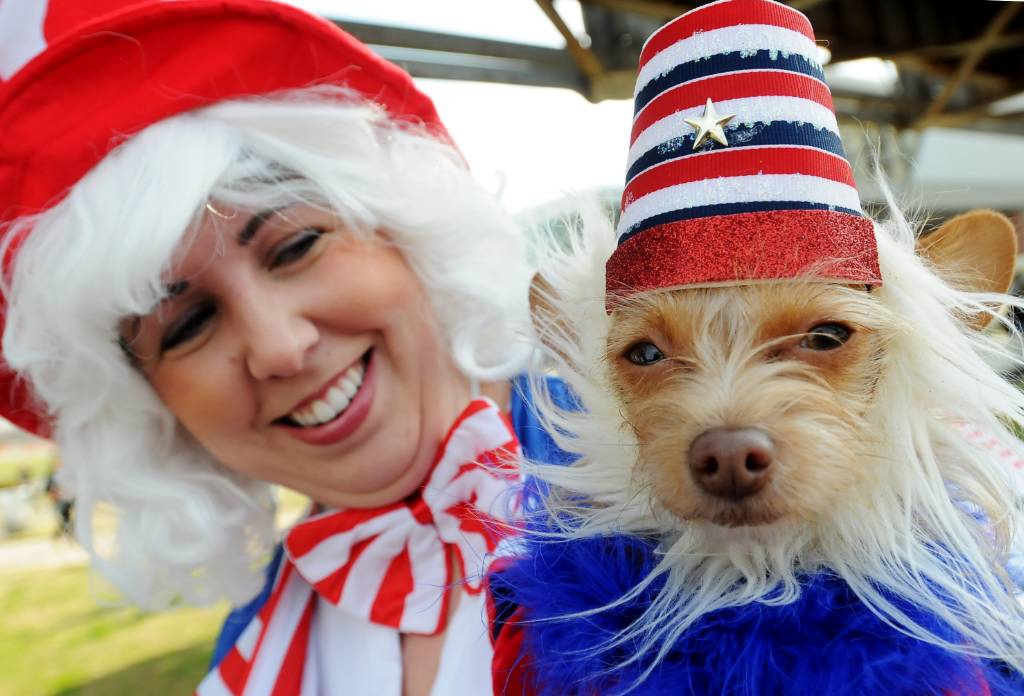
[491,533,1023,695]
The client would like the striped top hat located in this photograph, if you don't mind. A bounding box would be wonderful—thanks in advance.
[606,0,881,304]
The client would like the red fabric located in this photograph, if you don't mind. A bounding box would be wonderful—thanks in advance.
[491,605,533,696]
[369,546,414,626]
[639,0,814,67]
[269,594,316,696]
[605,209,881,305]
[0,0,450,435]
[43,0,142,42]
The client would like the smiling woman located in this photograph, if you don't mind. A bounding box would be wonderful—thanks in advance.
[0,1,551,694]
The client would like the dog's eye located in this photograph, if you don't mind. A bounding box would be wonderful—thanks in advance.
[625,341,665,365]
[800,323,851,351]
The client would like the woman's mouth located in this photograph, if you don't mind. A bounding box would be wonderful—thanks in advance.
[275,350,377,446]
[284,353,369,428]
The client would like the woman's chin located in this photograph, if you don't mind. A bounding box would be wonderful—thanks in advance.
[312,451,430,510]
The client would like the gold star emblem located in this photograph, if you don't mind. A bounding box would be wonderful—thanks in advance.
[684,98,736,150]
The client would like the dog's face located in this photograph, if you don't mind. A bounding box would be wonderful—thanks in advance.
[606,281,897,528]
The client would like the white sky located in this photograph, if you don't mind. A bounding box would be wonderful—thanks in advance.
[281,0,622,212]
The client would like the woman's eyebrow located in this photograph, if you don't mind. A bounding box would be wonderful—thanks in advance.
[237,206,290,246]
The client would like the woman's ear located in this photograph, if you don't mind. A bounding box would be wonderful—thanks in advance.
[916,209,1018,330]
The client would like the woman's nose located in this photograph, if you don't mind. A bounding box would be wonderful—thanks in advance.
[239,296,318,380]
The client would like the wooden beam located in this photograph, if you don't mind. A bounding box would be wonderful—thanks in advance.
[915,96,1024,130]
[578,0,685,20]
[890,54,1012,94]
[534,0,605,81]
[915,2,1022,127]
[914,32,1024,60]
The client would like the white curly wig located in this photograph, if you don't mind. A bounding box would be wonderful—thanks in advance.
[0,87,535,609]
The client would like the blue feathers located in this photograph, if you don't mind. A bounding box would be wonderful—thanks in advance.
[491,533,1024,695]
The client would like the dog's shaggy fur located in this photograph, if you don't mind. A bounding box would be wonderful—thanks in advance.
[518,197,1024,689]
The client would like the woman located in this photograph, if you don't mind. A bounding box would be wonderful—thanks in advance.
[0,0,559,693]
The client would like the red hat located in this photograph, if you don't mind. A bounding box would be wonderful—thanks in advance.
[606,0,881,306]
[0,0,450,435]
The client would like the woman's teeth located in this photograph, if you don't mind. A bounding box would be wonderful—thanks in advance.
[289,361,366,427]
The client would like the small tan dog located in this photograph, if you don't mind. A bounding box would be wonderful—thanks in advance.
[505,206,1024,692]
[490,3,1024,690]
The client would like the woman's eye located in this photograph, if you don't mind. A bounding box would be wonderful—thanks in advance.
[800,322,851,351]
[269,228,324,269]
[161,304,216,351]
[625,341,665,366]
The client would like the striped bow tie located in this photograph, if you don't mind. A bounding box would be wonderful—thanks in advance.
[284,397,521,633]
[199,398,520,696]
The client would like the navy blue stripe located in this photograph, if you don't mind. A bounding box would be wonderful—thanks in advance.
[619,201,863,245]
[625,121,848,185]
[634,49,825,116]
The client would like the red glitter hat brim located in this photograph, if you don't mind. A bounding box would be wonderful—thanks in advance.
[605,209,882,311]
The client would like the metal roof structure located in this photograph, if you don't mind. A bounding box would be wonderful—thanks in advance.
[334,0,1024,135]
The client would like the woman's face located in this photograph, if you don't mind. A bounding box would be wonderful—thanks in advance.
[124,204,472,509]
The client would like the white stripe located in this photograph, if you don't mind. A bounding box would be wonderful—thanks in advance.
[423,404,511,512]
[236,616,263,662]
[0,0,47,81]
[244,571,312,696]
[292,509,409,584]
[400,525,447,632]
[636,24,820,98]
[618,173,863,238]
[628,94,839,172]
[195,667,234,696]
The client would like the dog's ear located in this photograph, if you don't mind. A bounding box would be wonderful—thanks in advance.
[917,209,1018,330]
[529,272,572,360]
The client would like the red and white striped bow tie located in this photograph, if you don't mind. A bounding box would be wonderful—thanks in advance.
[199,398,520,696]
[284,397,521,633]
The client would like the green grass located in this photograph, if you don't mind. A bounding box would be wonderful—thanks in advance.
[0,447,56,490]
[0,565,228,696]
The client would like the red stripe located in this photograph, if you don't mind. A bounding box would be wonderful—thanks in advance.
[605,209,880,306]
[490,605,533,696]
[286,502,402,557]
[447,501,505,564]
[631,71,832,146]
[640,0,814,67]
[410,497,435,525]
[217,647,249,696]
[217,562,295,695]
[270,593,316,696]
[369,545,414,627]
[431,399,492,469]
[313,536,375,604]
[462,514,502,557]
[622,146,855,209]
[475,441,520,473]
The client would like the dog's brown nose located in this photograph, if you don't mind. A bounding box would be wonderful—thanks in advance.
[688,428,775,501]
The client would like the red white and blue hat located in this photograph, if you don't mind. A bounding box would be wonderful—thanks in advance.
[606,0,881,303]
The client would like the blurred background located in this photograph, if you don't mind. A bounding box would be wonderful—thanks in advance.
[2,1,1023,693]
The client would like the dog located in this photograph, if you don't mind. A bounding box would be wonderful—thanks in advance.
[490,204,1024,695]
